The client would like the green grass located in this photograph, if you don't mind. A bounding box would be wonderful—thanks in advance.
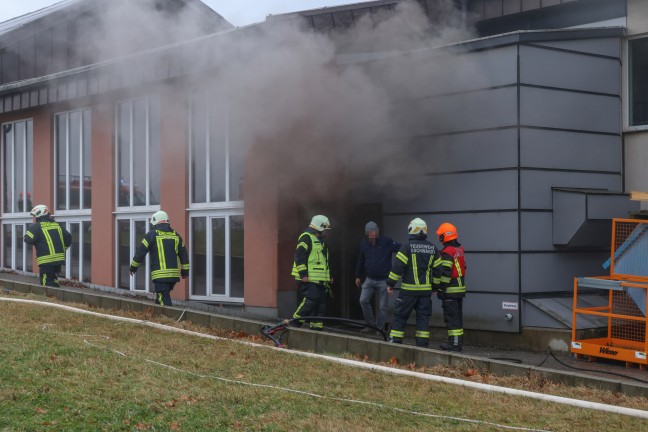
[1,296,647,431]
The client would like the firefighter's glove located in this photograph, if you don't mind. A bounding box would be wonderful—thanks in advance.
[129,266,137,276]
[325,283,334,298]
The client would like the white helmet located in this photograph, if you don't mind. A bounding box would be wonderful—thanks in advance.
[31,204,49,218]
[150,210,169,226]
[408,218,428,236]
[309,215,331,232]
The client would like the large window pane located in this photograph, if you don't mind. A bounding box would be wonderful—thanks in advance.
[209,101,227,202]
[69,112,82,210]
[56,114,67,210]
[134,221,147,291]
[82,110,92,208]
[25,121,33,211]
[14,122,24,213]
[3,124,13,213]
[15,225,23,271]
[3,225,11,268]
[133,99,147,206]
[70,223,80,279]
[118,103,131,207]
[230,215,244,298]
[212,218,226,295]
[82,221,91,282]
[191,217,206,296]
[118,220,130,289]
[630,37,648,126]
[149,97,160,206]
[191,94,207,203]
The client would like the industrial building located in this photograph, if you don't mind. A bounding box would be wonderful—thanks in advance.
[1,0,647,340]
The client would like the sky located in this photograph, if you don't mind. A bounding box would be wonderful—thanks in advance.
[0,0,377,26]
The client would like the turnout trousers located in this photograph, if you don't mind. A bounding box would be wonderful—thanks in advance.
[292,281,328,330]
[389,291,431,347]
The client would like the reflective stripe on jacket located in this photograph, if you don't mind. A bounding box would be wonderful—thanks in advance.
[24,218,72,266]
[434,242,466,297]
[387,237,439,295]
[130,224,190,282]
[291,231,330,282]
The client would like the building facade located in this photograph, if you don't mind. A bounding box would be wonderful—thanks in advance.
[0,0,644,335]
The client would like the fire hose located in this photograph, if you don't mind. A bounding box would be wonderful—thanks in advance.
[261,316,388,347]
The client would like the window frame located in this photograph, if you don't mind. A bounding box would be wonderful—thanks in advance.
[625,33,648,131]
[1,219,33,273]
[1,118,33,216]
[114,211,153,293]
[55,215,92,282]
[54,108,92,212]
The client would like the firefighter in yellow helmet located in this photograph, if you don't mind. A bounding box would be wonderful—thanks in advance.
[291,215,332,330]
[434,222,466,352]
[23,204,72,287]
[130,210,190,306]
[386,218,440,347]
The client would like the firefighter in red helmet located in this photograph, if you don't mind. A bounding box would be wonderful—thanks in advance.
[434,222,466,352]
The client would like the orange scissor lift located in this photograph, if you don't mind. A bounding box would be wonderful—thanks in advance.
[571,218,648,368]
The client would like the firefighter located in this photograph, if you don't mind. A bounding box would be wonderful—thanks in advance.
[291,215,332,330]
[434,222,466,352]
[23,204,72,287]
[386,218,439,347]
[130,210,190,306]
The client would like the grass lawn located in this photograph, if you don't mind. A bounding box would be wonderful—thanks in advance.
[1,294,647,431]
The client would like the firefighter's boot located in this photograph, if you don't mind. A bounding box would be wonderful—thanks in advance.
[440,336,462,352]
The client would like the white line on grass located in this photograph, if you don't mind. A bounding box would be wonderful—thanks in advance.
[4,297,648,424]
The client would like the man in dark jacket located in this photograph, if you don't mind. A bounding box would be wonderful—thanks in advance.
[130,210,190,306]
[355,221,400,334]
[387,218,439,347]
[24,204,72,287]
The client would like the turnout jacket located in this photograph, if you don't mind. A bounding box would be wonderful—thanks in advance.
[354,236,401,280]
[24,216,72,266]
[387,235,439,296]
[130,224,190,282]
[433,240,466,298]
[291,228,331,283]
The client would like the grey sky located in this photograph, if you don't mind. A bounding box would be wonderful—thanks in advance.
[0,0,375,26]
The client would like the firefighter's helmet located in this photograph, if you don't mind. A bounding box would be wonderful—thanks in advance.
[150,210,169,226]
[436,222,458,242]
[30,204,49,218]
[309,215,331,232]
[407,218,427,236]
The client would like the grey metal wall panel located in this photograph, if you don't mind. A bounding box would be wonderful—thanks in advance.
[383,212,519,252]
[521,211,555,251]
[378,45,517,99]
[520,128,621,172]
[520,170,622,209]
[415,128,518,172]
[411,86,518,136]
[552,190,587,246]
[383,170,518,213]
[461,292,523,332]
[521,251,609,293]
[520,45,620,95]
[465,253,520,293]
[531,38,621,58]
[587,194,636,219]
[520,87,620,134]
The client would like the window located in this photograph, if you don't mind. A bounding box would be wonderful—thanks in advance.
[189,90,244,301]
[629,37,648,127]
[2,119,33,214]
[54,218,92,282]
[55,109,92,210]
[190,90,243,204]
[1,119,33,273]
[190,213,244,300]
[116,217,151,292]
[116,96,160,208]
[2,222,33,273]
